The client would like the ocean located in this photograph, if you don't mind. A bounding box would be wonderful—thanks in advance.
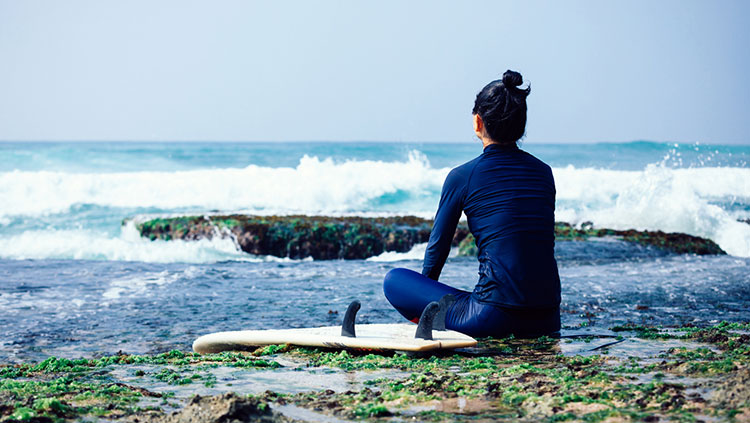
[1,141,749,363]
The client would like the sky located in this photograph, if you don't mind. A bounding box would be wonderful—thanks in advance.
[0,1,748,144]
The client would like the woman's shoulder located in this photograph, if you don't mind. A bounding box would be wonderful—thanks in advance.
[518,149,553,172]
[450,155,484,179]
[442,155,482,192]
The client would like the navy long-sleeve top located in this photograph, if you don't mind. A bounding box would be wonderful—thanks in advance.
[422,143,561,309]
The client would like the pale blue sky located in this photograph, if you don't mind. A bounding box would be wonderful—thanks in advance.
[0,1,748,144]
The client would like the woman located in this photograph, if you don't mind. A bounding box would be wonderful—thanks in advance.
[383,70,561,338]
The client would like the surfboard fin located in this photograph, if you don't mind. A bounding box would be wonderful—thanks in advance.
[433,294,455,331]
[341,300,361,338]
[415,294,455,340]
[415,302,440,340]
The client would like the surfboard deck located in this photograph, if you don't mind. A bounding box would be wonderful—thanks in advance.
[193,323,477,353]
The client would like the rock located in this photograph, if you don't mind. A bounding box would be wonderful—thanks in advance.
[456,223,724,257]
[129,215,726,259]
[127,393,291,423]
[706,368,750,409]
[457,234,478,257]
[132,215,467,260]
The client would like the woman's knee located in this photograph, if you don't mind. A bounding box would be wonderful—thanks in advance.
[383,268,411,302]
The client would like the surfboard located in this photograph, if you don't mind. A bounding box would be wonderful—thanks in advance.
[193,323,477,353]
[193,295,477,353]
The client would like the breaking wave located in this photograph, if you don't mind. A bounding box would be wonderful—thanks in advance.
[1,150,749,260]
[0,151,447,217]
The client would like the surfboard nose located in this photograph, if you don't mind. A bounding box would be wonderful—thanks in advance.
[192,334,211,353]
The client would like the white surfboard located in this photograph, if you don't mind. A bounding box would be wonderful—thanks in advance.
[193,323,477,353]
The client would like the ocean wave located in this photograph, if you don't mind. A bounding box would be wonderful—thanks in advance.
[1,151,749,258]
[553,164,750,257]
[0,150,447,218]
[0,221,257,263]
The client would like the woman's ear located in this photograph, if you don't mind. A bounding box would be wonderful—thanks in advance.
[473,114,484,138]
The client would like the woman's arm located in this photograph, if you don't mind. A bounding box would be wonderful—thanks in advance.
[422,168,465,280]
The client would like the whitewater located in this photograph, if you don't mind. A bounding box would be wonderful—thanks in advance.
[0,142,749,260]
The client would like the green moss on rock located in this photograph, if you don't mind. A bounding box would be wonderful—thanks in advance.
[129,215,725,259]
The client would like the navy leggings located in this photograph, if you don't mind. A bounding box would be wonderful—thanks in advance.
[383,268,560,338]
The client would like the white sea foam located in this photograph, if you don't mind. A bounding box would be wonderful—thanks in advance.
[0,221,323,263]
[367,243,429,262]
[102,270,178,300]
[553,164,750,257]
[0,221,252,263]
[366,243,462,262]
[0,151,447,217]
[1,151,749,259]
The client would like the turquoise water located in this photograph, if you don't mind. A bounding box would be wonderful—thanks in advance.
[2,140,748,172]
[0,141,748,362]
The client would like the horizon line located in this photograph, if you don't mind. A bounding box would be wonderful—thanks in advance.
[1,139,747,146]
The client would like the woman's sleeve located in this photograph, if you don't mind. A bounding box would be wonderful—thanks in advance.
[422,168,465,280]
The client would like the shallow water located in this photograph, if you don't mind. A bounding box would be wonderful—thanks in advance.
[1,239,748,363]
[109,361,407,398]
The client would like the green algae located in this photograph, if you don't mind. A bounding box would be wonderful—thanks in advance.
[273,322,749,421]
[0,350,278,380]
[0,350,279,422]
[457,234,477,257]
[2,323,748,422]
[293,348,498,373]
[252,344,291,356]
[0,375,145,422]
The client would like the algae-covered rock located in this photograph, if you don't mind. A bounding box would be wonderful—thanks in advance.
[128,393,288,423]
[2,322,749,423]
[552,222,725,255]
[130,215,725,259]
[133,215,471,260]
[455,222,725,257]
[457,233,478,257]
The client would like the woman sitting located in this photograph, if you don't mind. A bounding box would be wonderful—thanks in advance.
[383,70,561,338]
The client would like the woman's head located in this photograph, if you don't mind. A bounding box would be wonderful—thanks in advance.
[472,70,530,145]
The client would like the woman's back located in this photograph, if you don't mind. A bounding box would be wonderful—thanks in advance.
[422,143,560,309]
[383,69,561,338]
[463,144,555,248]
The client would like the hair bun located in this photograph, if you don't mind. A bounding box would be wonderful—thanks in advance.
[502,70,523,88]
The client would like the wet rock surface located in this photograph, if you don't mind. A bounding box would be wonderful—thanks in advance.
[131,215,725,259]
[128,393,291,423]
[133,215,463,260]
[1,323,749,422]
[708,368,750,409]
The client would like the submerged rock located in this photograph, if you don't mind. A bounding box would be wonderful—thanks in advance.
[129,215,725,259]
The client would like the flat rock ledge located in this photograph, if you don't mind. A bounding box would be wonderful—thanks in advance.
[129,215,725,260]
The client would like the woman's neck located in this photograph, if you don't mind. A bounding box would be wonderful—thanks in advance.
[482,140,519,152]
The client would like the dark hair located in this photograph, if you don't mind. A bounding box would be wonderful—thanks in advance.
[472,70,531,145]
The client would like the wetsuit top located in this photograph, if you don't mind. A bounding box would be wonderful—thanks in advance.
[422,143,561,309]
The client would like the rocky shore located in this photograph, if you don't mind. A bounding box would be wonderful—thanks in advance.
[130,214,725,259]
[1,322,748,422]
